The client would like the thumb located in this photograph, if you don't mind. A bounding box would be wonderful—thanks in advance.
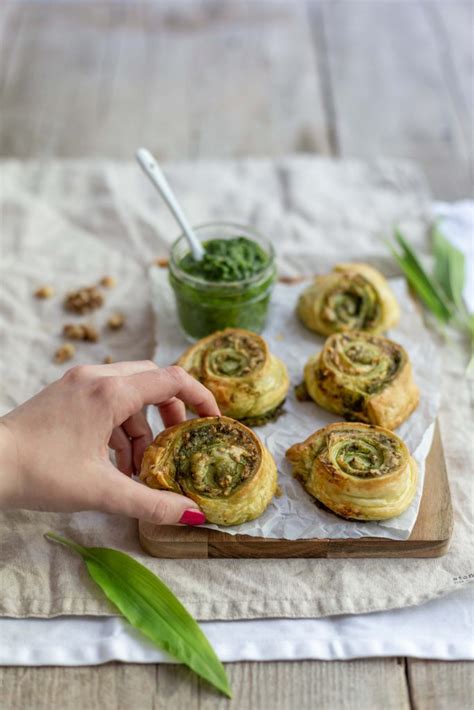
[102,470,206,526]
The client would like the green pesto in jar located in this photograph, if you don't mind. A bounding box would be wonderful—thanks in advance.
[169,236,276,340]
[179,237,270,282]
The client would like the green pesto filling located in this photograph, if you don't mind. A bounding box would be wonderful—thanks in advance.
[327,430,402,478]
[338,339,402,394]
[321,335,404,415]
[174,421,257,498]
[322,275,381,332]
[206,332,265,378]
[294,381,311,402]
[239,400,286,428]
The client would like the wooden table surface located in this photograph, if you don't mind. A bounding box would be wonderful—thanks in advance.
[0,1,472,708]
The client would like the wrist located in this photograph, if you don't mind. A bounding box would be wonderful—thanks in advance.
[0,419,21,508]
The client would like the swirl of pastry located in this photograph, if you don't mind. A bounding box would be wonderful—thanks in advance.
[286,422,417,521]
[297,263,400,335]
[303,331,419,430]
[177,328,289,425]
[140,416,278,526]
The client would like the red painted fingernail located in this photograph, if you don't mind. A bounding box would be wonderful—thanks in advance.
[179,509,206,526]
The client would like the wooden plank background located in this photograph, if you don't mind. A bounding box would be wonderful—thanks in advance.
[0,1,472,709]
[0,0,472,197]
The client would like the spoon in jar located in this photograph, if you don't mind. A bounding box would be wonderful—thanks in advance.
[136,148,205,262]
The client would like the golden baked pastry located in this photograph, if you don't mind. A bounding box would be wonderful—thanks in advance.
[177,328,289,426]
[286,422,417,521]
[140,416,278,526]
[302,331,419,430]
[297,263,400,335]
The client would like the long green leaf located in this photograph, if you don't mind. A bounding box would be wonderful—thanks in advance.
[395,229,452,313]
[392,251,448,322]
[468,312,474,337]
[433,225,466,312]
[388,246,450,323]
[45,532,232,698]
[387,228,473,375]
[433,225,453,301]
[391,229,452,322]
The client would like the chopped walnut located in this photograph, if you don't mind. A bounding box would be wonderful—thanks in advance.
[63,323,99,342]
[99,275,116,289]
[64,286,104,314]
[34,285,55,299]
[278,275,307,284]
[103,355,114,364]
[54,343,75,364]
[107,312,125,331]
[154,257,169,268]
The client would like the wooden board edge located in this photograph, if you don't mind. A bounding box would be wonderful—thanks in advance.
[407,420,453,546]
[138,521,209,559]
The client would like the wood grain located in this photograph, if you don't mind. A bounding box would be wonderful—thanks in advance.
[0,0,330,160]
[0,659,411,710]
[139,422,454,559]
[407,659,474,710]
[313,0,472,199]
[427,2,474,156]
[0,664,158,710]
[1,0,473,196]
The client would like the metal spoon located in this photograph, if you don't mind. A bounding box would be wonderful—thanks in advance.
[136,148,205,261]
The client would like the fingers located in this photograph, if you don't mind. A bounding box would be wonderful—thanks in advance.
[158,397,186,428]
[122,412,153,472]
[65,360,158,381]
[123,366,220,419]
[64,362,220,434]
[101,466,206,525]
[103,361,158,376]
[109,426,133,475]
[110,412,153,474]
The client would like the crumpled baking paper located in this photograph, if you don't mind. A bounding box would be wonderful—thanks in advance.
[149,269,440,541]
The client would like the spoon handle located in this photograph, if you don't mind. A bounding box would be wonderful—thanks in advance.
[136,148,204,261]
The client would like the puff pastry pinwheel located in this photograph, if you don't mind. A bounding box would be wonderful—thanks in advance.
[286,422,417,521]
[177,328,289,426]
[297,263,400,335]
[140,416,278,526]
[302,331,419,430]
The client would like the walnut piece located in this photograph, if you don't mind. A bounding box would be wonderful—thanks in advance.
[64,286,104,314]
[54,343,75,364]
[107,312,125,331]
[278,275,307,284]
[99,276,116,289]
[34,285,55,299]
[103,355,114,364]
[63,323,99,342]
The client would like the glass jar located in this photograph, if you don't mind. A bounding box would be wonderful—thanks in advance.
[169,222,276,340]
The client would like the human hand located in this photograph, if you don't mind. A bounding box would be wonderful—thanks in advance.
[0,361,220,525]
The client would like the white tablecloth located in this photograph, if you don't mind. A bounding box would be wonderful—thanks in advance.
[1,201,472,664]
[1,585,472,664]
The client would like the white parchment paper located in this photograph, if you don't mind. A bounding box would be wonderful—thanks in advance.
[149,269,441,541]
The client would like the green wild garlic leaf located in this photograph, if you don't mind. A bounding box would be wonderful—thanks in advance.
[433,225,466,313]
[390,230,451,323]
[45,532,232,698]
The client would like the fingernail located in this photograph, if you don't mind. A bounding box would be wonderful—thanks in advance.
[179,509,206,526]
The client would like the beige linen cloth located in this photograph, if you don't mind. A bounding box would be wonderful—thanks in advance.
[0,158,472,620]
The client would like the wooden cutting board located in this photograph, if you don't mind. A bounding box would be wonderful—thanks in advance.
[139,422,453,559]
